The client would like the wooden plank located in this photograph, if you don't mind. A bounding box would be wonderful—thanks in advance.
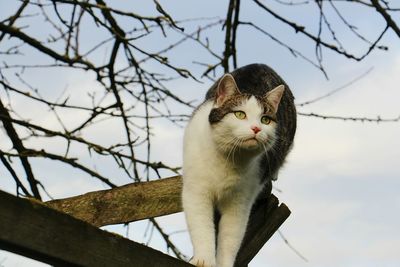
[0,189,191,267]
[45,176,290,266]
[46,176,182,227]
[235,195,291,266]
[46,176,290,266]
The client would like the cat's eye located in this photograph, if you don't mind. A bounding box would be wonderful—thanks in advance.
[234,111,246,120]
[261,116,271,125]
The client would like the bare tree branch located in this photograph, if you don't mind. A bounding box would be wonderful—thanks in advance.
[0,151,32,197]
[371,0,400,38]
[298,112,400,122]
[0,99,41,199]
[297,67,374,106]
[0,0,29,42]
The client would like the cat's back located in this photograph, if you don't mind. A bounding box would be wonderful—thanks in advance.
[206,64,291,99]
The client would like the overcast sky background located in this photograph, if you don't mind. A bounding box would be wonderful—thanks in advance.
[1,1,400,266]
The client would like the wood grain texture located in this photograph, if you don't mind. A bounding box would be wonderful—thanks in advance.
[235,195,291,266]
[45,176,290,266]
[0,189,191,267]
[46,176,182,227]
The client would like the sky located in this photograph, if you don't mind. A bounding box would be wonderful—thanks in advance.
[1,1,400,267]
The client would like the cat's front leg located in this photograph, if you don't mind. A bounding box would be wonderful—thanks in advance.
[183,187,216,267]
[216,198,253,267]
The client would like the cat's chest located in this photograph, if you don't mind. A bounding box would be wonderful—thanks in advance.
[207,158,261,199]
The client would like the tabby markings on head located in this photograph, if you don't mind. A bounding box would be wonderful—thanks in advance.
[208,74,279,124]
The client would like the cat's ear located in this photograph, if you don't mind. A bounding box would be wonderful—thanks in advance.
[216,74,240,106]
[265,85,285,113]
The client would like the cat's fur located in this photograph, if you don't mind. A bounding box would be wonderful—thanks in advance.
[182,64,296,267]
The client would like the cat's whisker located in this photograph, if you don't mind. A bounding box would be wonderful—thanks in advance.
[225,139,237,162]
[215,135,235,152]
[229,138,242,163]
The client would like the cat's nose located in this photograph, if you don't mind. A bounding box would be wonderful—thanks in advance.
[251,126,261,134]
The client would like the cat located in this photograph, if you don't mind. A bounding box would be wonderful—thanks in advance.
[182,64,296,267]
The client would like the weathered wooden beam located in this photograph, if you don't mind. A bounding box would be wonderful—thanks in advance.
[46,176,182,227]
[45,176,291,266]
[0,189,191,267]
[235,195,291,266]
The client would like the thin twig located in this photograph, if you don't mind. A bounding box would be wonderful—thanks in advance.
[297,67,374,106]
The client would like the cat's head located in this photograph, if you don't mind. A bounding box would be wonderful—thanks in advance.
[208,74,284,153]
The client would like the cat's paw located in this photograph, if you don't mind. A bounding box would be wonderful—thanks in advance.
[189,257,216,267]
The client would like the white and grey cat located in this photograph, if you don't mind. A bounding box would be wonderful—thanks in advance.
[182,64,296,267]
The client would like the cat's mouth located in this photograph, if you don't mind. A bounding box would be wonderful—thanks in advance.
[241,137,259,147]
